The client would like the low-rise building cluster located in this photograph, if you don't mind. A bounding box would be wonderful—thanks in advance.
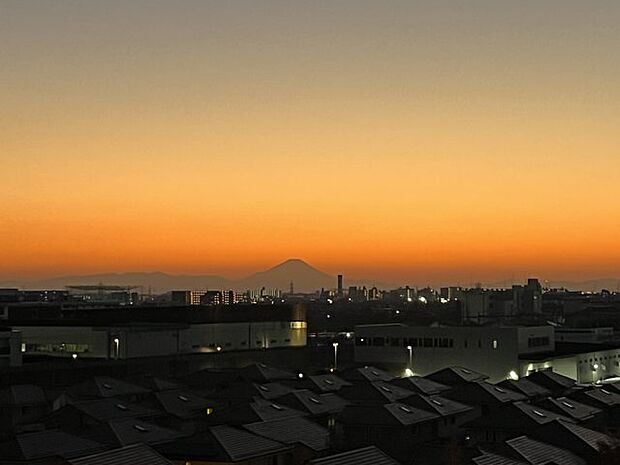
[1,362,619,465]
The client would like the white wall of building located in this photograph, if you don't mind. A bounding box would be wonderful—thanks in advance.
[354,325,552,382]
[521,347,620,383]
[16,320,307,360]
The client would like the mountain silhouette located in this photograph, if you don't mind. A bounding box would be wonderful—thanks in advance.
[237,258,334,293]
[12,271,231,294]
[4,259,335,294]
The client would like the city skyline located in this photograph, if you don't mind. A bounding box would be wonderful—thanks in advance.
[2,257,619,294]
[3,1,620,283]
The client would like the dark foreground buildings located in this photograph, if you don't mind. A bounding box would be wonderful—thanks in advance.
[1,359,620,465]
[1,289,620,464]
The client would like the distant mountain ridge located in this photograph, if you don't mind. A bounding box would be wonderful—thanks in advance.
[3,259,336,294]
[2,260,618,294]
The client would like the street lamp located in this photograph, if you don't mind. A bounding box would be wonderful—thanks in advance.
[406,345,413,370]
[332,342,339,371]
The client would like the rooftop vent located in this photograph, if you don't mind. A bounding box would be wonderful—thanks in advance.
[532,410,547,418]
[398,405,412,413]
[115,403,128,411]
[309,397,322,404]
[177,395,189,402]
[561,401,575,409]
[133,424,149,432]
[271,404,284,411]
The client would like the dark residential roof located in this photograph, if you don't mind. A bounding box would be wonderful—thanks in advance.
[383,402,440,425]
[525,370,576,393]
[0,384,47,405]
[340,366,395,382]
[0,430,107,461]
[68,377,150,400]
[154,390,213,419]
[69,444,173,465]
[208,398,306,425]
[244,417,330,451]
[158,425,290,462]
[563,420,616,451]
[253,382,297,399]
[497,379,551,399]
[579,387,620,406]
[601,380,620,394]
[213,381,297,401]
[472,451,529,465]
[210,425,290,461]
[340,402,439,427]
[543,420,617,453]
[425,366,488,385]
[506,435,585,465]
[403,394,473,417]
[61,398,159,423]
[536,396,601,422]
[339,381,415,404]
[511,401,574,425]
[277,390,349,415]
[390,375,450,396]
[451,382,526,405]
[240,363,298,382]
[310,445,399,465]
[478,382,527,403]
[308,374,352,392]
[466,401,573,431]
[105,418,185,446]
[130,376,183,392]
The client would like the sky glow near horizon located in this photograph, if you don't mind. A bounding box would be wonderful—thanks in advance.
[1,1,620,284]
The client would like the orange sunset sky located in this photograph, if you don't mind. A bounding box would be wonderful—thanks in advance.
[1,1,619,285]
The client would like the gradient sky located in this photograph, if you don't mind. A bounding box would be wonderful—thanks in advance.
[1,1,619,285]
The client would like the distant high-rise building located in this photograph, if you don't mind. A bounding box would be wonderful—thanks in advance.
[337,275,343,298]
[369,287,381,300]
[513,278,543,314]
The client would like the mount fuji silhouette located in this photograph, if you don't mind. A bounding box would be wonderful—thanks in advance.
[237,258,334,292]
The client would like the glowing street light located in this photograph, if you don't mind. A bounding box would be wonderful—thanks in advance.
[332,342,339,371]
[113,337,120,359]
[406,345,413,370]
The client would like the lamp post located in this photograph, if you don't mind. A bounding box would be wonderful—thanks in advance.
[332,342,339,371]
[406,345,413,370]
